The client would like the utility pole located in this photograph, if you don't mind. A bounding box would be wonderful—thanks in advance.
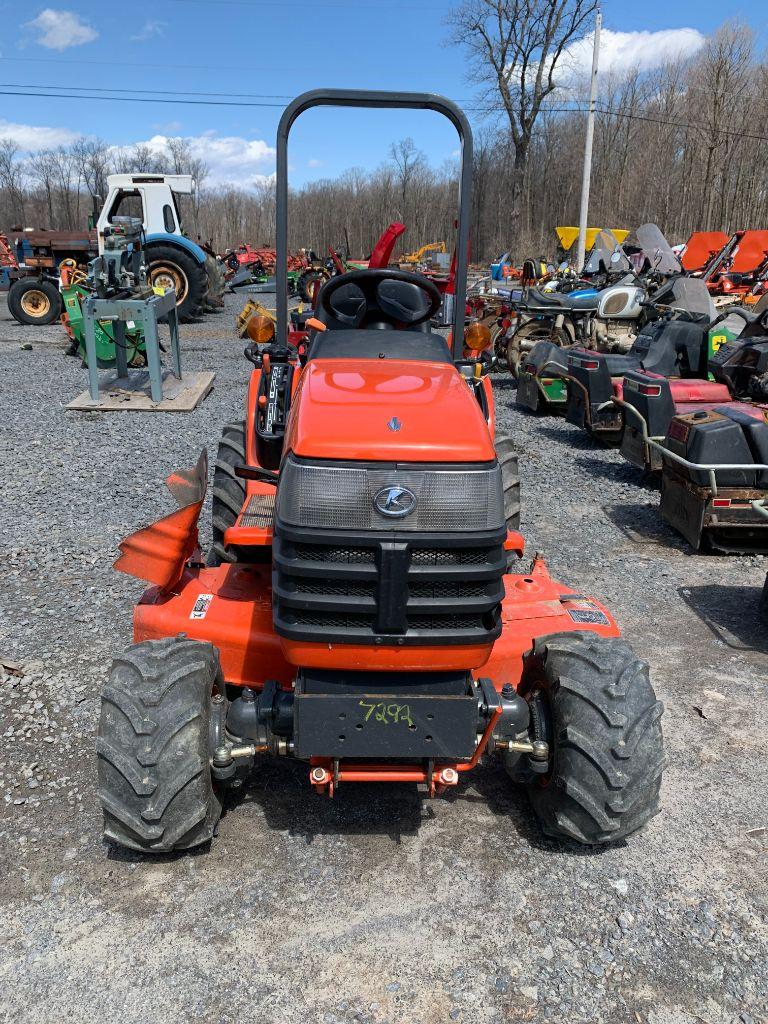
[575,9,601,275]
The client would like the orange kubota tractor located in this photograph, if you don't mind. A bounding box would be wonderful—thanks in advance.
[97,91,664,853]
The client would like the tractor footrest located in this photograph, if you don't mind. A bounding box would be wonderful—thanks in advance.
[238,493,275,527]
[293,670,480,760]
[224,492,275,546]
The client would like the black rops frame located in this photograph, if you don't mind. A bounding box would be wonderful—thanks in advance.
[275,89,473,360]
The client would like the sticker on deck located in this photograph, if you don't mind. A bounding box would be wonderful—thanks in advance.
[567,607,610,626]
[190,593,214,620]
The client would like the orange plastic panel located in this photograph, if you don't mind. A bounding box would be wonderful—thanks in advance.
[284,358,495,463]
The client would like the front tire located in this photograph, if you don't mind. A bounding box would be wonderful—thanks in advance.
[96,638,223,853]
[506,323,568,379]
[519,631,664,845]
[209,421,247,566]
[495,434,520,532]
[7,277,62,325]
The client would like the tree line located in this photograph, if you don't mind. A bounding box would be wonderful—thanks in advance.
[0,20,765,264]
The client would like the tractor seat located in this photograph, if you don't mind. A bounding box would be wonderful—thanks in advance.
[307,272,451,362]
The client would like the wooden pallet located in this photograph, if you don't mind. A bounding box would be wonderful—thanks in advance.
[67,370,215,412]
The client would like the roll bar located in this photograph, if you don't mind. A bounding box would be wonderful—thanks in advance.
[275,89,474,360]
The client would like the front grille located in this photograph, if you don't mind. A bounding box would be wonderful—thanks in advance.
[411,547,489,566]
[274,529,505,646]
[294,543,375,564]
[409,580,487,599]
[286,611,374,629]
[294,579,375,598]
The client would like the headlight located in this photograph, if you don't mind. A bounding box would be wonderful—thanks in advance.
[276,454,505,532]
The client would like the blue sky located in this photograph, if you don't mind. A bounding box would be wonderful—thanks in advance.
[0,0,764,189]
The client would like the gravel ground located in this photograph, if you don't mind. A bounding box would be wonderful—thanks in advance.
[0,293,766,1024]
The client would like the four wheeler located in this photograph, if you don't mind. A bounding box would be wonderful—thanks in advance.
[96,89,663,854]
[514,227,724,416]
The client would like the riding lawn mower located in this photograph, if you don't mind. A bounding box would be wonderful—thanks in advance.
[612,295,768,552]
[96,90,663,854]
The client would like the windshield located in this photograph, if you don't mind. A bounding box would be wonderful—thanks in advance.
[655,276,716,319]
[583,230,630,275]
[636,223,681,275]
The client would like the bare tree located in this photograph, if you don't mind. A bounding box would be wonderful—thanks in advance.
[388,138,426,221]
[0,140,27,225]
[448,0,598,244]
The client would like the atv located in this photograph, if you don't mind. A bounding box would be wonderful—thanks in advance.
[96,90,663,854]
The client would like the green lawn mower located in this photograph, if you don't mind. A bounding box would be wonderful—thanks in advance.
[60,264,146,368]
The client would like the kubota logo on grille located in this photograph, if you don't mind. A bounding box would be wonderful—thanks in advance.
[373,486,417,518]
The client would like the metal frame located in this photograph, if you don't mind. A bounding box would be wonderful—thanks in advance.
[275,89,473,360]
[83,289,181,404]
[609,395,768,497]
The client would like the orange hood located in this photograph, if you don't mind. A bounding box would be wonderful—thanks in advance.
[285,358,495,463]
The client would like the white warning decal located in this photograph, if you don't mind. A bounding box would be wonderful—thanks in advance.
[190,593,214,620]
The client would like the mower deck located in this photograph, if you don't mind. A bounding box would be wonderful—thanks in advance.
[134,555,619,689]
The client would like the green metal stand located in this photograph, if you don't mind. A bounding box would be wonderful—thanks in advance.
[83,290,180,404]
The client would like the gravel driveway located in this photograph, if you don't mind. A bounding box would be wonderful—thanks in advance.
[0,294,766,1024]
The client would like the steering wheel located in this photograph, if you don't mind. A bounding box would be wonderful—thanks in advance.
[318,268,443,329]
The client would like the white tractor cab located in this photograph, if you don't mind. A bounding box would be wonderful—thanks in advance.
[97,174,215,320]
[6,174,220,326]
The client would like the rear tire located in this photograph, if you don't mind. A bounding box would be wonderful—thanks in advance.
[7,277,62,326]
[495,434,520,531]
[96,638,223,853]
[146,243,207,322]
[519,631,664,845]
[204,254,226,309]
[209,421,247,566]
[298,269,329,304]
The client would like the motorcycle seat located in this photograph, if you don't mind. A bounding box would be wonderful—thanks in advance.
[524,288,600,312]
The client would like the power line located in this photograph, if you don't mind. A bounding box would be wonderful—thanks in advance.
[0,89,285,108]
[3,85,768,147]
[167,0,446,7]
[0,83,294,100]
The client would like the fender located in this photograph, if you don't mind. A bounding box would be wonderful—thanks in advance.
[144,232,208,265]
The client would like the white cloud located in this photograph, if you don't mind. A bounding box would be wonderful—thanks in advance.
[307,158,322,168]
[130,19,166,42]
[24,9,98,51]
[559,27,705,81]
[130,131,276,188]
[0,119,78,152]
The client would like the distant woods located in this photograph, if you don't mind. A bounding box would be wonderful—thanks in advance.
[1,21,766,263]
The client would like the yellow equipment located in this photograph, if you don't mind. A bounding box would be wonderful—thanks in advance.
[235,298,277,338]
[401,241,447,265]
[556,227,629,252]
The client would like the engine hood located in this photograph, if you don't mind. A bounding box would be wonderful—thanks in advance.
[285,358,495,463]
